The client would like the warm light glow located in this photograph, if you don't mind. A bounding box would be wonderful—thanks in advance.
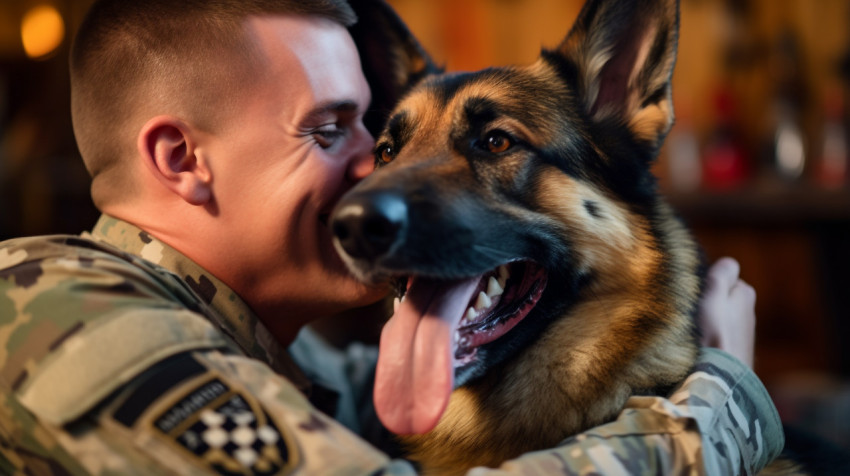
[21,5,65,60]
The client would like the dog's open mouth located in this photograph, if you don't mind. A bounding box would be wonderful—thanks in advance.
[454,261,548,365]
[374,260,548,435]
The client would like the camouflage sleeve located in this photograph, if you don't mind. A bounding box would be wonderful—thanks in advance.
[0,238,416,475]
[292,333,784,475]
[472,348,784,476]
[1,347,422,475]
[2,338,781,476]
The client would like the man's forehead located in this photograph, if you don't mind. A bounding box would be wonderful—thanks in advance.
[244,14,358,71]
[247,14,345,45]
[245,14,370,111]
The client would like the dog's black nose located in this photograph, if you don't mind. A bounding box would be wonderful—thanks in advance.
[331,191,408,260]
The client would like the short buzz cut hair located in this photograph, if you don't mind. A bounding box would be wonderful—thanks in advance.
[70,0,357,209]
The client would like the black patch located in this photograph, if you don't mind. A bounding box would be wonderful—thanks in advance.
[0,262,43,289]
[583,200,602,218]
[186,274,216,304]
[154,380,294,475]
[113,352,206,428]
[139,232,153,244]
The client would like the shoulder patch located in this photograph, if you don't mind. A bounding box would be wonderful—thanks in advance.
[150,376,298,476]
[17,309,231,426]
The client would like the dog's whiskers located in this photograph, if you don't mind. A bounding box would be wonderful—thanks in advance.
[470,244,516,262]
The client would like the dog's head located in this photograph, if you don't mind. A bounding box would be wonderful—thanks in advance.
[335,0,681,435]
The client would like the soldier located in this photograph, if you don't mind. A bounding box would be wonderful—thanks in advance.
[0,0,781,474]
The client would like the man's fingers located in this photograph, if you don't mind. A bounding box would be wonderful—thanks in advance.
[705,257,741,295]
[731,279,757,305]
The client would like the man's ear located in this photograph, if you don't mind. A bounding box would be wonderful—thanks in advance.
[554,0,679,156]
[137,117,212,206]
[347,0,442,136]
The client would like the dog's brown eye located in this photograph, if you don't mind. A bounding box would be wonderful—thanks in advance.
[378,145,394,164]
[486,133,512,154]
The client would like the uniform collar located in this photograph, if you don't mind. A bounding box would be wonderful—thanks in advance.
[87,214,311,393]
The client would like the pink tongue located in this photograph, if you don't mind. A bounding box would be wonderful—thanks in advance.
[374,276,480,435]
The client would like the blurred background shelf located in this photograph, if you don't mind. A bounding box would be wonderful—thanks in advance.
[669,181,850,224]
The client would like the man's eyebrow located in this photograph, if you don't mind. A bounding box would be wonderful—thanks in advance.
[301,100,360,124]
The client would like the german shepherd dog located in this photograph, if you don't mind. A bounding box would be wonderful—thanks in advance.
[332,0,708,472]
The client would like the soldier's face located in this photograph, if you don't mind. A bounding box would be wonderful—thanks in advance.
[205,15,387,327]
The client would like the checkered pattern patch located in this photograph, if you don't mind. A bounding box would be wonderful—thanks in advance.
[154,378,296,475]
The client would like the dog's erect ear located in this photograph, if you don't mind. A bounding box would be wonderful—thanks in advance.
[347,0,441,136]
[556,0,679,155]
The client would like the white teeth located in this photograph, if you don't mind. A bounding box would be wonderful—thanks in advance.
[487,276,503,297]
[461,267,511,328]
[464,307,477,323]
[454,331,471,348]
[475,291,492,311]
[393,297,401,311]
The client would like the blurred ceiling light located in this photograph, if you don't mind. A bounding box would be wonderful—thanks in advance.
[21,5,65,60]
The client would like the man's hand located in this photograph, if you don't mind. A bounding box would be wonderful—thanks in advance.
[699,257,756,367]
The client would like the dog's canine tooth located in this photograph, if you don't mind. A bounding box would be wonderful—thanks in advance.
[475,291,492,311]
[486,276,504,297]
[464,307,477,323]
[393,297,401,311]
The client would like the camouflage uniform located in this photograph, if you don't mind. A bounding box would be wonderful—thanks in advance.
[0,214,784,475]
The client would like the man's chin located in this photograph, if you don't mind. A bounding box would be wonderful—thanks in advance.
[348,279,392,308]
